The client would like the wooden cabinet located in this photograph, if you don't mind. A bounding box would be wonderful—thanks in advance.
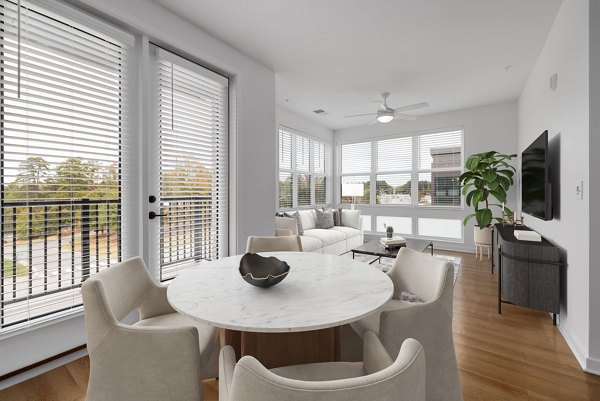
[494,224,561,324]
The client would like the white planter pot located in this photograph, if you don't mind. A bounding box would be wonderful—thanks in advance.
[473,226,492,245]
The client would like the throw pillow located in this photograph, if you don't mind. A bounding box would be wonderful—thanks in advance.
[341,209,361,230]
[283,211,304,235]
[333,208,343,226]
[275,216,299,235]
[315,208,334,229]
[400,290,424,303]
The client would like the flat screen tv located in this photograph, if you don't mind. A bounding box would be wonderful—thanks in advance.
[521,130,552,220]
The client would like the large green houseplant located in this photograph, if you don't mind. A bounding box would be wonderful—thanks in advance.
[459,151,517,230]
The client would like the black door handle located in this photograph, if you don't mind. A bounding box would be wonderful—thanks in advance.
[149,211,167,219]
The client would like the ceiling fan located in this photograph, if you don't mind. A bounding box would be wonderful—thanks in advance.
[345,92,429,124]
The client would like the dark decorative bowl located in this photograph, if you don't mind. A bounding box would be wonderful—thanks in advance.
[239,253,290,288]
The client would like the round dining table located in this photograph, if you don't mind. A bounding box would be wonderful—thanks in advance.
[167,251,393,367]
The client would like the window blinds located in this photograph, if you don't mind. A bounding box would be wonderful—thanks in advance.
[376,137,412,205]
[341,141,371,174]
[155,47,228,281]
[0,0,131,329]
[277,128,328,208]
[418,130,462,207]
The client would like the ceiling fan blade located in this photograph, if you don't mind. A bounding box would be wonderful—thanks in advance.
[368,118,379,126]
[393,102,429,113]
[393,112,418,121]
[344,112,378,118]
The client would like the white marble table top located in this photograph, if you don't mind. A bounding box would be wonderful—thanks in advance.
[167,252,393,333]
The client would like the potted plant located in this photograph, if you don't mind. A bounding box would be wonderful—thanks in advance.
[459,151,516,248]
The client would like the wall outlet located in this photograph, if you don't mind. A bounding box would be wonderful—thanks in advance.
[576,179,584,200]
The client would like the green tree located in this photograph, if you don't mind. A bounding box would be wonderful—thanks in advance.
[51,158,97,199]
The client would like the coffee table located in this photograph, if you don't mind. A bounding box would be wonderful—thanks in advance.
[352,238,434,264]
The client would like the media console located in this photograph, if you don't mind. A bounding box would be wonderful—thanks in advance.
[493,224,561,325]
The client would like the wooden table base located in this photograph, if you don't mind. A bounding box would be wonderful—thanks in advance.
[222,327,341,369]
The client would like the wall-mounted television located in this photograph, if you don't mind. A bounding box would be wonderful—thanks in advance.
[521,130,552,220]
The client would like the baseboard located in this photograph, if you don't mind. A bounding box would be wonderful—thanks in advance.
[557,324,588,371]
[0,347,88,390]
[585,356,600,375]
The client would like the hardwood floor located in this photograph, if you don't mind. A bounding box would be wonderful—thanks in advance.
[2,250,600,401]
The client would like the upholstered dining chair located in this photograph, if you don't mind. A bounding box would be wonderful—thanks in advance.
[245,235,303,253]
[350,247,462,401]
[219,331,425,401]
[81,257,219,401]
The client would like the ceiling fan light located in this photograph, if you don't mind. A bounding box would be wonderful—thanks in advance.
[377,113,394,123]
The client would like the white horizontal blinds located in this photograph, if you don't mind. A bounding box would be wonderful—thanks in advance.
[279,129,293,171]
[340,141,370,204]
[294,133,311,206]
[278,129,293,208]
[0,0,131,329]
[418,130,462,207]
[376,137,412,205]
[156,47,228,281]
[341,141,371,174]
[313,140,326,205]
[277,127,329,208]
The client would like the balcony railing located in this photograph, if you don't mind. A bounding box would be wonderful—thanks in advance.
[1,195,218,328]
[0,198,120,329]
[159,195,216,281]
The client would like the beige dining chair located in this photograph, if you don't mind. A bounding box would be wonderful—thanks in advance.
[350,247,462,401]
[245,235,303,253]
[219,331,425,401]
[81,257,219,401]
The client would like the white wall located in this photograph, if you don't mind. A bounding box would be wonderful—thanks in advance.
[333,101,518,252]
[518,0,592,371]
[0,0,276,379]
[589,0,600,372]
[277,107,334,143]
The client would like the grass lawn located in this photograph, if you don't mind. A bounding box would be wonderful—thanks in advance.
[3,259,28,278]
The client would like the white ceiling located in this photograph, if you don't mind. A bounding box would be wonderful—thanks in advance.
[152,0,562,130]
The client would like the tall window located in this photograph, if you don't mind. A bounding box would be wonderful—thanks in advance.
[418,131,462,207]
[155,47,228,281]
[339,129,463,208]
[0,0,131,329]
[376,137,412,204]
[278,128,328,208]
[339,141,370,204]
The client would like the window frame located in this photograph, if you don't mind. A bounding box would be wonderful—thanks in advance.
[0,0,134,333]
[338,128,464,210]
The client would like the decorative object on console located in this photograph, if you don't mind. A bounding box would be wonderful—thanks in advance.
[239,253,290,288]
[459,151,517,257]
[513,230,541,242]
[342,183,364,210]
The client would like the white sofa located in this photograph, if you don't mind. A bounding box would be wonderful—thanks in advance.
[276,209,363,255]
